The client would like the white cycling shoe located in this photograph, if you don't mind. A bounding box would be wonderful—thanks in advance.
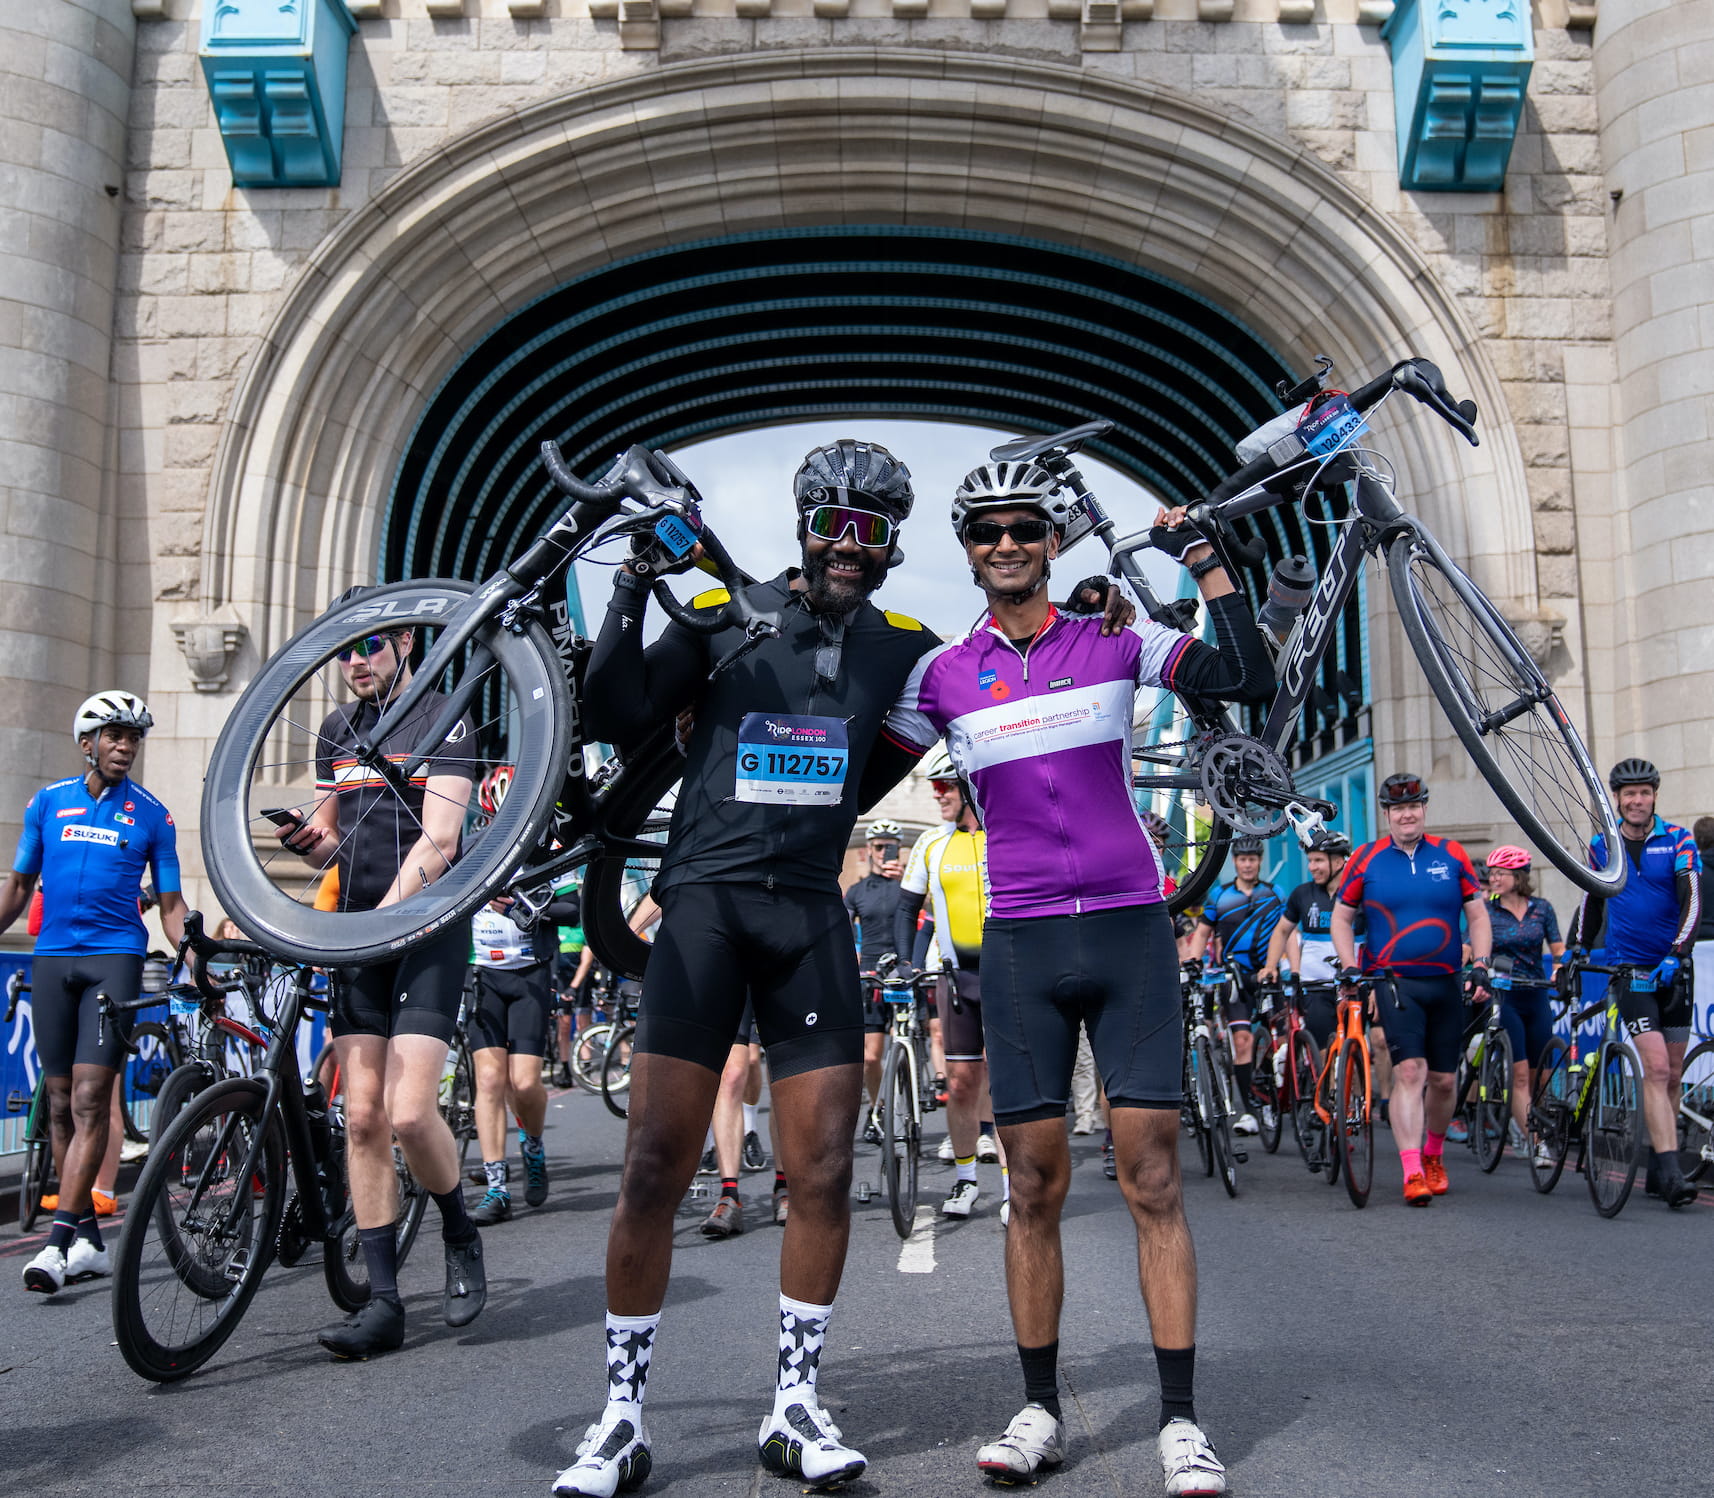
[552,1403,652,1497]
[976,1402,1066,1482]
[937,1135,957,1163]
[758,1397,866,1490]
[941,1179,979,1218]
[23,1245,67,1295]
[1158,1418,1227,1496]
[1233,1113,1259,1137]
[65,1238,112,1281]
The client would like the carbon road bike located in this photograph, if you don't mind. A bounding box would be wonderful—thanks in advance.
[1525,960,1645,1218]
[1181,962,1241,1197]
[1449,964,1515,1176]
[873,959,942,1237]
[993,357,1623,911]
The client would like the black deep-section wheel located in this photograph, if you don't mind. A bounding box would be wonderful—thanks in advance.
[1475,1028,1513,1174]
[881,1043,920,1239]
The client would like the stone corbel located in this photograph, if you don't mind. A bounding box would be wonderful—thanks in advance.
[1278,1,1315,22]
[172,608,249,693]
[1503,608,1565,670]
[132,0,170,18]
[1566,2,1596,28]
[618,0,659,48]
[1357,1,1394,23]
[1198,0,1235,19]
[1082,0,1122,49]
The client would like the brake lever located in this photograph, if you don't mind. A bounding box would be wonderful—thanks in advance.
[707,619,782,680]
[1397,359,1480,447]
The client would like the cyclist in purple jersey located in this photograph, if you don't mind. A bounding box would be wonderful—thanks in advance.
[1566,759,1701,1208]
[1332,773,1490,1207]
[890,459,1271,1496]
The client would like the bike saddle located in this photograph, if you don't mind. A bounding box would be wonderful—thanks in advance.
[990,419,1114,465]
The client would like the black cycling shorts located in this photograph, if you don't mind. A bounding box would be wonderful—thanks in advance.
[1616,966,1692,1044]
[941,968,984,1063]
[1224,971,1261,1027]
[29,952,144,1074]
[1295,984,1339,1051]
[1373,973,1464,1073]
[638,883,862,1080]
[1499,989,1557,1072]
[330,920,471,1045]
[469,962,552,1057]
[982,903,1181,1126]
[735,999,758,1049]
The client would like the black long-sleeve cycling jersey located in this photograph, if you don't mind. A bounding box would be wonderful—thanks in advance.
[584,570,942,900]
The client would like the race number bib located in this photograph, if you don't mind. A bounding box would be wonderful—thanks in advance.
[735,713,849,805]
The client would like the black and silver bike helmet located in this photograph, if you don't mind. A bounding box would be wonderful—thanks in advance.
[794,440,914,522]
[950,460,1073,537]
[1608,757,1660,792]
[1378,772,1429,805]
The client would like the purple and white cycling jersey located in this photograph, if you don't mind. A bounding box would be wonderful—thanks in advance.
[892,606,1193,919]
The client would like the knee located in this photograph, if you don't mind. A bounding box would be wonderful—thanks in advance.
[388,1096,444,1144]
[786,1146,853,1208]
[1005,1151,1070,1210]
[1424,1070,1455,1099]
[946,1067,979,1109]
[863,1036,883,1064]
[69,1081,111,1128]
[343,1097,393,1151]
[1394,1059,1426,1088]
[620,1126,696,1203]
[1638,1052,1670,1088]
[1118,1139,1180,1211]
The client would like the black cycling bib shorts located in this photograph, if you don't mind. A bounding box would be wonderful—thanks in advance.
[469,962,553,1057]
[939,968,985,1064]
[981,902,1181,1127]
[1616,965,1693,1045]
[1373,973,1464,1073]
[330,920,471,1045]
[638,883,862,1080]
[29,953,145,1074]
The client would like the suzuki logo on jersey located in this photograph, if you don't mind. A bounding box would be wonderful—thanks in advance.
[61,824,119,846]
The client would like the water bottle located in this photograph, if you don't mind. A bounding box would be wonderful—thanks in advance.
[1257,554,1317,650]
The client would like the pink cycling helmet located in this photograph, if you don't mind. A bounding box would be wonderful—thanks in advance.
[1485,845,1531,871]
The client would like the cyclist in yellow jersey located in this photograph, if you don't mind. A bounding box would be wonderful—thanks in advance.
[894,755,1003,1218]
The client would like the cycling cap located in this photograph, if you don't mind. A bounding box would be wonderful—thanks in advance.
[73,691,152,742]
[1379,772,1429,805]
[950,460,1073,537]
[1308,830,1352,855]
[794,440,914,523]
[1485,844,1531,871]
[478,765,515,819]
[865,819,903,840]
[1608,757,1659,791]
[1232,837,1264,856]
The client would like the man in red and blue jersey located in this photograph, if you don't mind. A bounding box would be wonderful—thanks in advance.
[1331,772,1490,1207]
[0,692,187,1294]
[890,458,1272,1495]
[1567,758,1701,1208]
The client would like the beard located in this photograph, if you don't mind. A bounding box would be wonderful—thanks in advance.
[802,547,888,612]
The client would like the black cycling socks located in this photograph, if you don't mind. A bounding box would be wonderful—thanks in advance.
[359,1225,401,1303]
[1234,1061,1254,1108]
[1155,1344,1197,1429]
[721,1177,741,1201]
[433,1186,476,1243]
[47,1209,78,1254]
[77,1211,103,1250]
[1017,1340,1062,1419]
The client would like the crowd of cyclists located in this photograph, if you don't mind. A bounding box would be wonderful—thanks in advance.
[5,434,1710,1498]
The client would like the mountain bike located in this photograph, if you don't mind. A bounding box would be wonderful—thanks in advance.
[991,357,1624,909]
[1181,963,1241,1198]
[1524,960,1645,1217]
[6,974,52,1231]
[110,914,425,1381]
[199,442,751,981]
[874,960,942,1238]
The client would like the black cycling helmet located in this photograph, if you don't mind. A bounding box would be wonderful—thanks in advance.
[1232,837,1264,856]
[1608,757,1660,792]
[794,439,914,523]
[1308,829,1352,855]
[1379,772,1429,805]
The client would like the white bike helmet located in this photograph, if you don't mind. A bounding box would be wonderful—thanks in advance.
[950,460,1074,537]
[74,691,153,743]
[922,751,958,782]
[865,819,903,840]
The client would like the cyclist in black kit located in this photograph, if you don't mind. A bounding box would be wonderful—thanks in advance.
[276,590,486,1358]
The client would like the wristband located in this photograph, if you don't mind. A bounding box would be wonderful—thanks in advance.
[1187,553,1223,580]
[611,566,646,595]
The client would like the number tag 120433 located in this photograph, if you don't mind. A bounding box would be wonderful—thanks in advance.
[735,713,850,805]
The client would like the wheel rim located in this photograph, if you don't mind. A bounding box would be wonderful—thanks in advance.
[1587,1048,1640,1212]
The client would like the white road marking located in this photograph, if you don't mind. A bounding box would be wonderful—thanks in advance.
[896,1204,937,1274]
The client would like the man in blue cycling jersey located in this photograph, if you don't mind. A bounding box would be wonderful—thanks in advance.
[1185,838,1280,1135]
[1332,773,1489,1207]
[1566,758,1701,1208]
[0,692,186,1294]
[891,459,1272,1496]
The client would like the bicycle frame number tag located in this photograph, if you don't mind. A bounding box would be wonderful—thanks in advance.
[653,513,699,559]
[1297,394,1368,457]
[735,713,849,805]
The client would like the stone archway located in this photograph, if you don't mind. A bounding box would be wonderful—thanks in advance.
[205,47,1538,672]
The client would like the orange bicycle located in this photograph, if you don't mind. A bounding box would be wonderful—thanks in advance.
[1314,975,1377,1208]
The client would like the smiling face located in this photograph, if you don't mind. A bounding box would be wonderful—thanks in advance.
[1384,799,1426,844]
[1617,783,1656,832]
[800,527,890,612]
[962,505,1060,603]
[932,780,963,821]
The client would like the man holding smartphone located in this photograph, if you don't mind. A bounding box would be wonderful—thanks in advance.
[845,819,907,1142]
[274,591,484,1357]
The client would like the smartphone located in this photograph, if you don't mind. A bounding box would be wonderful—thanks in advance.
[876,839,900,863]
[261,807,305,832]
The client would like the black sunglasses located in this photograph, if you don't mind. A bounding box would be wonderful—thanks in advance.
[963,518,1052,547]
[336,633,402,662]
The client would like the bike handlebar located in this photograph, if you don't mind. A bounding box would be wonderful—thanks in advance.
[4,970,28,1025]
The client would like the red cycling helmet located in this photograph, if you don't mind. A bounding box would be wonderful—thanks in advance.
[1485,845,1531,871]
[478,764,515,819]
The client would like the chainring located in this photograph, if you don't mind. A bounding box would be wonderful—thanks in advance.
[1199,734,1297,837]
[276,1193,308,1267]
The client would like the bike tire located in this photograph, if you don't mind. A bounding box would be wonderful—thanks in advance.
[601,1023,636,1120]
[1202,1036,1239,1198]
[1475,1028,1512,1174]
[1336,1036,1372,1208]
[1289,1032,1323,1171]
[201,580,573,967]
[1184,1043,1213,1178]
[1585,1042,1642,1218]
[1677,1038,1714,1182]
[148,1060,221,1147]
[571,1022,616,1095]
[325,1143,427,1312]
[1319,1049,1342,1188]
[880,1043,920,1238]
[19,1092,52,1233]
[1526,1038,1572,1193]
[111,1078,287,1382]
[580,729,684,980]
[1252,1024,1283,1154]
[120,1021,176,1143]
[1387,532,1623,896]
[444,1037,479,1167]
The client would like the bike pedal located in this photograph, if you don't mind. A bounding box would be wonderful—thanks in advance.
[1233,1151,1249,1164]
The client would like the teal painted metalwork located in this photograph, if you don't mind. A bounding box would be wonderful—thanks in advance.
[1383,0,1533,192]
[199,0,356,188]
